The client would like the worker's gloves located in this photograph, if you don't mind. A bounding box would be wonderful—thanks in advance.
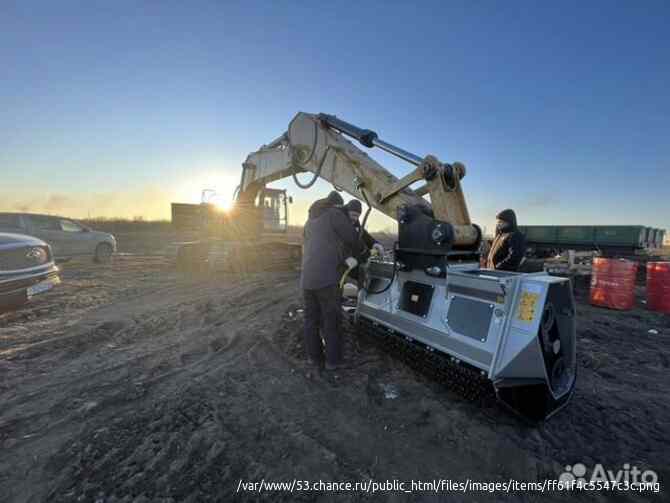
[372,243,385,257]
[345,257,358,269]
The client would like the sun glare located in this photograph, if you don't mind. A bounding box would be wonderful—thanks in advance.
[174,171,239,213]
[213,197,233,212]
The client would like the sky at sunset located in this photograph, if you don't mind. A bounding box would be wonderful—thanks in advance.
[2,1,669,233]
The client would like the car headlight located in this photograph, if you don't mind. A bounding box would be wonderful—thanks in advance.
[25,246,49,265]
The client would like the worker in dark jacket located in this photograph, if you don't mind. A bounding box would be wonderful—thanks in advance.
[301,191,359,370]
[486,209,526,271]
[343,200,384,279]
[344,200,384,255]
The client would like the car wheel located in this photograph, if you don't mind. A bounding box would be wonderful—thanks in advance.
[94,243,114,264]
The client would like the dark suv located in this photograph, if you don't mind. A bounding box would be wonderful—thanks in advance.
[0,233,60,312]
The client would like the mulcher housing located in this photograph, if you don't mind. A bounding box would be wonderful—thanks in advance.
[358,260,576,421]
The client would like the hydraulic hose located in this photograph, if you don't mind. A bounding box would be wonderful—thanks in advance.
[291,145,336,190]
[339,261,357,290]
[354,186,396,295]
[290,118,323,189]
[358,187,373,240]
[362,242,398,296]
[292,169,319,190]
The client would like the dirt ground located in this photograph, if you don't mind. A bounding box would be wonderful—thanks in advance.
[1,245,669,502]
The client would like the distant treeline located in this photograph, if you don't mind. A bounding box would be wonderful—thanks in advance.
[81,218,397,245]
[81,218,173,234]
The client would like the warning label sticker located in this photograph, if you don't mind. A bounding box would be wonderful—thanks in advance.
[516,291,539,322]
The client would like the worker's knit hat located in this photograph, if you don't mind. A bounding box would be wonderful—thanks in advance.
[327,191,344,206]
[496,208,517,224]
[344,199,363,213]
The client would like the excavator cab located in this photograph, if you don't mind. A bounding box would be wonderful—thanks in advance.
[257,188,289,233]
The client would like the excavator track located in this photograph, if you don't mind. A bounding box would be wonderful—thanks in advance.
[221,242,301,273]
[177,241,301,273]
[356,315,495,404]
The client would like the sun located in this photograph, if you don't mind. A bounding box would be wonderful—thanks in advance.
[212,197,233,212]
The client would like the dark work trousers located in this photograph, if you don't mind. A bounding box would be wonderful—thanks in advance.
[303,285,343,366]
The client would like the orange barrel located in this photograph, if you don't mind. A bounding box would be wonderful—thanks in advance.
[647,262,670,313]
[590,258,638,310]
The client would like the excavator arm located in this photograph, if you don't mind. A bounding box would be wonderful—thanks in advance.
[238,112,479,248]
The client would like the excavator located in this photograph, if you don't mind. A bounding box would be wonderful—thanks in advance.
[174,112,577,421]
[172,187,301,272]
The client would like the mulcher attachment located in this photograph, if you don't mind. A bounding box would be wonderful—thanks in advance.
[357,262,577,422]
[358,316,495,403]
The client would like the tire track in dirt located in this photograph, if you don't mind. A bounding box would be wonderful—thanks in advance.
[0,266,300,502]
[37,281,301,501]
[1,275,296,429]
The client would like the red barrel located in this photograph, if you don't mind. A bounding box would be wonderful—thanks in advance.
[647,261,670,313]
[590,258,638,310]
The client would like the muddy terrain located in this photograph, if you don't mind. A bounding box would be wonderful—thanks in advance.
[1,248,668,502]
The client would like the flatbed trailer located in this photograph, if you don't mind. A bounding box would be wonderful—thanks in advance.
[518,225,665,257]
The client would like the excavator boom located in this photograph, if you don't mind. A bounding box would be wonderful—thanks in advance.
[239,112,480,248]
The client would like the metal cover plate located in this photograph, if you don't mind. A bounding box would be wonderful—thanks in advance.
[399,281,434,317]
[447,296,493,342]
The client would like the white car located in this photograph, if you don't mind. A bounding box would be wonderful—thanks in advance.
[0,213,117,263]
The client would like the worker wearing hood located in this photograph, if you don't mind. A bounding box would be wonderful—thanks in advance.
[301,191,359,370]
[486,209,525,271]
